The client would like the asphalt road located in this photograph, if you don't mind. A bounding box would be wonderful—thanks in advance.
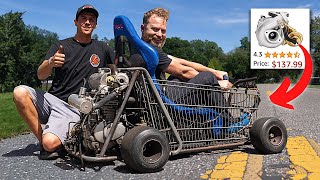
[0,84,319,180]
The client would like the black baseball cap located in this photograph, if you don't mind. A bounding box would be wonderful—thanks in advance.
[76,4,99,19]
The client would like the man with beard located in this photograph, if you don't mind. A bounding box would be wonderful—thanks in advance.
[13,4,114,160]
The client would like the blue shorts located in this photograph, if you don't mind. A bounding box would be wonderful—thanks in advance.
[16,85,80,144]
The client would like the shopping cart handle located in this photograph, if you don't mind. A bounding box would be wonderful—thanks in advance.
[233,77,257,88]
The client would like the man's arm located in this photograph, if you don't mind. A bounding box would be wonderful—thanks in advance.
[37,45,64,80]
[37,60,54,80]
[165,55,228,80]
[164,56,199,81]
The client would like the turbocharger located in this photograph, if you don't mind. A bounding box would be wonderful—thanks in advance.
[255,11,288,48]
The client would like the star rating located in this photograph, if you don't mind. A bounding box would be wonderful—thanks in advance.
[263,51,301,58]
[272,52,278,58]
[265,52,271,58]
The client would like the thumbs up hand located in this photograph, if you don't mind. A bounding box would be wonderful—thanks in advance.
[49,45,65,67]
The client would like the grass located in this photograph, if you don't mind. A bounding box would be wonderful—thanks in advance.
[0,92,29,139]
[308,85,320,89]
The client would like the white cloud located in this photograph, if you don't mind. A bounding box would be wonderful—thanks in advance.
[214,12,248,25]
[215,17,248,24]
[296,4,313,8]
[294,3,320,18]
[145,0,186,11]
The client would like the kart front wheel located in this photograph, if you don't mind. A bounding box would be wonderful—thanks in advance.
[250,117,287,154]
[121,126,170,173]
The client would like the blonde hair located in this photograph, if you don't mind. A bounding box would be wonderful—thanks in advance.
[143,8,169,24]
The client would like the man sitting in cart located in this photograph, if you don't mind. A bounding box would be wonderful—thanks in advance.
[132,8,236,131]
[140,7,232,90]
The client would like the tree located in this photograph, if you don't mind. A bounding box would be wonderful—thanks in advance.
[19,26,58,87]
[92,34,99,40]
[189,40,222,66]
[163,37,225,69]
[224,48,251,79]
[163,37,192,60]
[101,37,115,50]
[0,12,26,92]
[311,16,320,76]
[0,12,58,92]
[239,37,250,51]
[208,57,223,70]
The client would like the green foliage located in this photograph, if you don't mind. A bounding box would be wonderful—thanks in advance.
[0,12,25,92]
[163,37,225,67]
[223,37,256,79]
[101,37,115,51]
[308,85,320,89]
[0,12,58,92]
[208,57,223,70]
[224,48,251,79]
[311,16,320,76]
[92,34,99,40]
[163,37,193,60]
[239,37,250,50]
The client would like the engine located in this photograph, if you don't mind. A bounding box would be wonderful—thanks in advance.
[66,67,130,154]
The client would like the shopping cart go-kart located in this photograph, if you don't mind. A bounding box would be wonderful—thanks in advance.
[64,15,288,172]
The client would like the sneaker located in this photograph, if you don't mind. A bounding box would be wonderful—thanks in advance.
[38,146,59,160]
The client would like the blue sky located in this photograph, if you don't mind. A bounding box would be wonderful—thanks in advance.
[0,0,319,53]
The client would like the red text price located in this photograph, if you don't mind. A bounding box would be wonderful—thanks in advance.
[272,61,303,68]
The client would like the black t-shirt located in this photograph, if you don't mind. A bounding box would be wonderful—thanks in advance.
[45,38,115,102]
[153,46,172,80]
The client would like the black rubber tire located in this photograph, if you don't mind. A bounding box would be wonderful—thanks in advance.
[250,117,287,154]
[121,126,170,173]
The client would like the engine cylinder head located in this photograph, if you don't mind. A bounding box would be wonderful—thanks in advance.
[94,122,126,143]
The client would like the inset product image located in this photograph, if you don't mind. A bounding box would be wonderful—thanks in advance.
[255,11,303,48]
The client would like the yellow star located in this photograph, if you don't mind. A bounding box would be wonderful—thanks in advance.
[294,52,300,58]
[272,52,278,58]
[287,52,293,58]
[280,52,285,58]
[265,52,271,58]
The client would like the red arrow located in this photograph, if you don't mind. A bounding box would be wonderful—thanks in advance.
[269,44,313,110]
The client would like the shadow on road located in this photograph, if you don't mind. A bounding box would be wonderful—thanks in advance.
[114,165,141,174]
[54,156,115,172]
[2,143,116,172]
[114,164,165,174]
[2,143,39,157]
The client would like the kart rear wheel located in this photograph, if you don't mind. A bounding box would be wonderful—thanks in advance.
[250,117,287,154]
[121,126,170,173]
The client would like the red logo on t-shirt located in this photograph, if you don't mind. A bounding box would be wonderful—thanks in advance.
[90,54,100,67]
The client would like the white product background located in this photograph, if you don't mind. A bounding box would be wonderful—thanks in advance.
[250,9,310,69]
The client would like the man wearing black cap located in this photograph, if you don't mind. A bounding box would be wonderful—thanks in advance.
[13,4,114,160]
